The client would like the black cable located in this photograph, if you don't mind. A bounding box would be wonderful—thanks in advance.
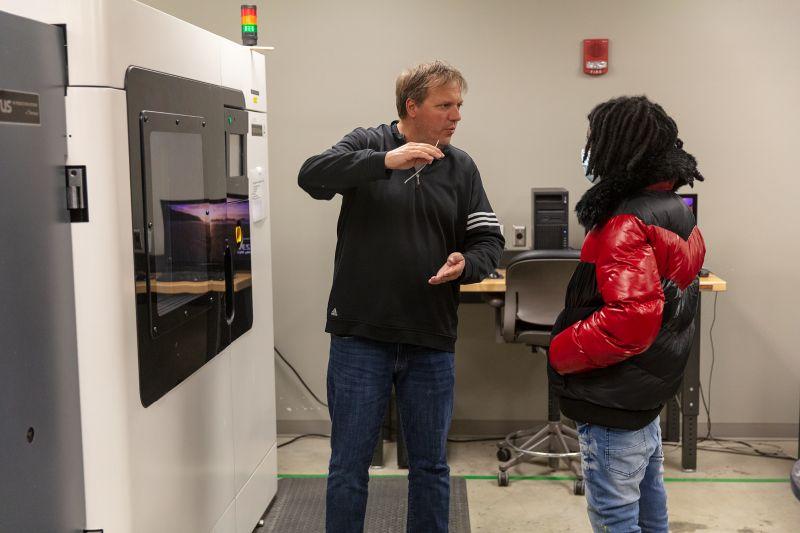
[693,292,797,461]
[722,438,795,459]
[698,293,718,440]
[274,347,328,408]
[273,346,404,440]
[709,292,718,427]
[274,346,396,435]
[695,448,796,461]
[277,433,330,449]
[696,439,797,461]
[697,293,717,440]
[701,435,797,459]
[706,292,718,439]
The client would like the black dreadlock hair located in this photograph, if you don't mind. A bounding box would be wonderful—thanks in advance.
[577,95,704,229]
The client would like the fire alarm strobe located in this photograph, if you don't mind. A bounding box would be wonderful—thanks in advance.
[583,39,609,76]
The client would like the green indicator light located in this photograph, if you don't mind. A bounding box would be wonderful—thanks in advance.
[227,116,233,125]
[242,24,257,33]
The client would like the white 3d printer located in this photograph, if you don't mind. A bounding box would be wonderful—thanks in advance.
[0,1,277,531]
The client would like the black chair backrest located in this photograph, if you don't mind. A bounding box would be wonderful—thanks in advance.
[505,249,581,328]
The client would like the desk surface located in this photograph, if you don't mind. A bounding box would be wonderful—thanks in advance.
[461,270,727,293]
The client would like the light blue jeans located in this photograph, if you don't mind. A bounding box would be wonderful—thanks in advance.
[577,417,668,533]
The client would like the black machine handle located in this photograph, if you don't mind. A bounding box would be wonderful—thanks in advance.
[224,243,235,324]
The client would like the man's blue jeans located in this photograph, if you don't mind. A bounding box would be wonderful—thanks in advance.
[577,417,669,533]
[325,335,455,533]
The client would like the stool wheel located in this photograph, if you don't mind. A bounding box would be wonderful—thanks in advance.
[498,471,510,487]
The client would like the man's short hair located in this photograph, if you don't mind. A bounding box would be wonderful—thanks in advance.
[395,60,467,118]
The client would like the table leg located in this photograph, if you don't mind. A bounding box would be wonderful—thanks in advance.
[681,298,702,471]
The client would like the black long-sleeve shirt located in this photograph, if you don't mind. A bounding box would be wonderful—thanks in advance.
[298,121,504,351]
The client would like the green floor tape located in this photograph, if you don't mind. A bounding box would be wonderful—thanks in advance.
[278,474,789,483]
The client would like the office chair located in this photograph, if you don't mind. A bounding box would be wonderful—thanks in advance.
[490,249,585,495]
[794,402,800,500]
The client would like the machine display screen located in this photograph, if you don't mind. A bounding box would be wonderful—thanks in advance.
[228,133,243,177]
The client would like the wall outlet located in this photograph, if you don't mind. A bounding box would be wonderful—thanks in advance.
[513,225,526,247]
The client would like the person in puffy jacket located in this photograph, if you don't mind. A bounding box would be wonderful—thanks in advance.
[549,96,706,533]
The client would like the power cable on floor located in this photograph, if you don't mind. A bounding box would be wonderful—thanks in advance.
[273,347,331,449]
[278,433,330,449]
[275,347,328,408]
[695,439,796,461]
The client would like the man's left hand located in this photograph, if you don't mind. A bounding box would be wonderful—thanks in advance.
[429,252,466,285]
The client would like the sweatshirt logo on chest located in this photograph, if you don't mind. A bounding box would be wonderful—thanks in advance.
[330,308,338,317]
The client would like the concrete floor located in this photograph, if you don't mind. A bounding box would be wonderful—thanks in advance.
[276,436,799,532]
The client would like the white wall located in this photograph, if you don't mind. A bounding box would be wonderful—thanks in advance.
[143,0,800,437]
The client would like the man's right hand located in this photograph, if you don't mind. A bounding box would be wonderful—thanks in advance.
[385,143,444,170]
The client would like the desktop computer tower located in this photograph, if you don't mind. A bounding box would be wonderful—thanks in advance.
[532,188,569,249]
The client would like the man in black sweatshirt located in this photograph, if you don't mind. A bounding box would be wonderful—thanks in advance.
[298,60,503,533]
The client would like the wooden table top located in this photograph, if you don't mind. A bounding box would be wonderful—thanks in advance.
[461,270,727,293]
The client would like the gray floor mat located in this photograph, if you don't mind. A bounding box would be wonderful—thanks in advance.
[260,476,471,532]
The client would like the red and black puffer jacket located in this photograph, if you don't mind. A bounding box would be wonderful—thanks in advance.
[549,187,705,430]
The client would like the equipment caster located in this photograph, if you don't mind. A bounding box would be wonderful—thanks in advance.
[496,447,511,462]
[574,479,585,495]
[498,471,509,487]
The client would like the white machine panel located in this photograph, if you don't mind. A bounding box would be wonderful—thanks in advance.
[220,39,268,113]
[2,1,280,531]
[0,0,68,23]
[3,0,229,88]
[68,86,240,533]
[66,87,136,530]
[228,109,277,532]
